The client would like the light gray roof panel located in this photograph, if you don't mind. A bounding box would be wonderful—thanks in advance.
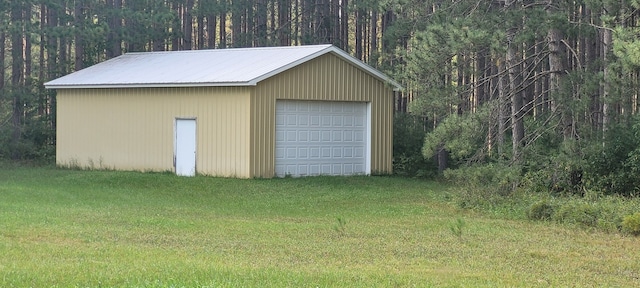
[44,45,402,90]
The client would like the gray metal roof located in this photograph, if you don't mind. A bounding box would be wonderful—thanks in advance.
[44,45,402,91]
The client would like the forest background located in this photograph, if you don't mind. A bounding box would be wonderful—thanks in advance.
[3,0,640,197]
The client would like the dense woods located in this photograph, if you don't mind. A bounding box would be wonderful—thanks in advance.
[2,0,640,195]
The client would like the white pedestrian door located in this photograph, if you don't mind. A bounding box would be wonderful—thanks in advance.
[175,119,196,176]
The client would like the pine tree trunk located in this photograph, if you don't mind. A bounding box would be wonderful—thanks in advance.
[39,4,46,82]
[172,2,182,50]
[547,4,570,140]
[207,13,216,48]
[534,35,544,117]
[314,0,330,44]
[506,27,524,161]
[370,11,378,64]
[437,144,448,173]
[11,0,24,160]
[331,0,340,46]
[355,6,363,60]
[24,4,32,80]
[473,50,485,110]
[256,0,267,46]
[497,63,507,158]
[602,26,611,134]
[0,31,4,92]
[197,14,205,49]
[184,0,194,50]
[244,1,253,46]
[584,7,600,130]
[278,0,291,46]
[340,0,348,51]
[219,2,227,48]
[301,0,312,44]
[75,1,84,70]
[106,0,122,58]
[231,0,242,47]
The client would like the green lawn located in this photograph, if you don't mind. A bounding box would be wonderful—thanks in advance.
[1,166,639,287]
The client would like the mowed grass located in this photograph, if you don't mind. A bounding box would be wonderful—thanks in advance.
[1,166,639,287]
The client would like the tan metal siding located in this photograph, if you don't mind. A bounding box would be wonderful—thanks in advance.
[251,53,394,177]
[56,87,252,177]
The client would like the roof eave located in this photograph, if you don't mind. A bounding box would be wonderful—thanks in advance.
[44,82,257,89]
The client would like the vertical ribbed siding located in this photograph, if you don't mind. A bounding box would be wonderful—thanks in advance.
[56,87,252,177]
[251,53,394,177]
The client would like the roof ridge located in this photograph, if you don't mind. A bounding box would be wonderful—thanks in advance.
[125,44,333,55]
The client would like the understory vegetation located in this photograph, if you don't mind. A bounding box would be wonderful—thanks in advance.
[385,1,640,238]
[393,112,640,235]
[1,166,639,287]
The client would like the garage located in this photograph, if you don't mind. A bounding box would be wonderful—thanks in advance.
[275,100,369,177]
[45,44,401,177]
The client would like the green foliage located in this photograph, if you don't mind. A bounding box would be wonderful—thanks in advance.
[621,212,640,236]
[0,89,55,162]
[553,202,600,227]
[333,217,347,236]
[527,200,557,221]
[444,163,520,196]
[443,163,523,213]
[521,145,586,196]
[393,113,435,177]
[537,196,634,232]
[422,107,490,163]
[449,217,466,239]
[613,26,640,71]
[582,116,640,196]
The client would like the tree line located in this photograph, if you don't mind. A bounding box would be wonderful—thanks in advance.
[3,0,640,195]
[1,0,403,160]
[405,0,640,195]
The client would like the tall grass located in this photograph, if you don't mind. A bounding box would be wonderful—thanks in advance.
[1,166,639,287]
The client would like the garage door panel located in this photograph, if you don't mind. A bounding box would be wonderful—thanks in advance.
[321,147,331,158]
[310,147,320,158]
[354,147,365,158]
[344,116,354,127]
[299,115,309,125]
[310,116,321,126]
[298,131,309,141]
[333,116,343,126]
[321,116,332,126]
[344,131,353,141]
[275,147,285,159]
[332,130,342,141]
[298,148,309,158]
[343,147,353,157]
[275,100,368,177]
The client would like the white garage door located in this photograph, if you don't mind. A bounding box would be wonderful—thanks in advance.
[275,100,369,177]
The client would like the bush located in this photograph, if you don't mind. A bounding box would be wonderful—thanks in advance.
[582,117,640,196]
[393,113,435,177]
[621,212,640,236]
[553,202,600,227]
[443,163,524,212]
[528,200,556,221]
[444,163,520,196]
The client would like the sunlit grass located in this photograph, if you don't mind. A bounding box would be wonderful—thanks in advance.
[1,166,639,287]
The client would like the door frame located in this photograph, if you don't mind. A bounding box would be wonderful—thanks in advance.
[174,117,197,176]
